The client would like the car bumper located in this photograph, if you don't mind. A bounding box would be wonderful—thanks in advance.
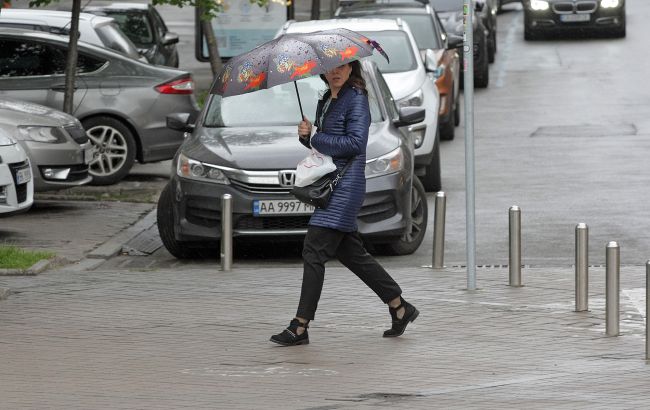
[18,140,93,192]
[525,2,625,31]
[171,170,411,243]
[0,155,33,215]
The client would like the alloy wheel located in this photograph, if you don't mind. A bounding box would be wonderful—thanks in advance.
[86,125,128,177]
[404,182,425,244]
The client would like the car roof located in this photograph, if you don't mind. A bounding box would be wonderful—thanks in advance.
[283,18,404,34]
[0,9,114,27]
[0,27,125,56]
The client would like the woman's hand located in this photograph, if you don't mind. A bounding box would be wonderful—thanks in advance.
[298,116,312,139]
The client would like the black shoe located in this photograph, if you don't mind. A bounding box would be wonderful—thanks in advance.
[383,297,419,337]
[270,319,310,346]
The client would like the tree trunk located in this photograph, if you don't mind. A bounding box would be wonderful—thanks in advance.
[311,0,320,20]
[199,5,222,76]
[63,0,81,114]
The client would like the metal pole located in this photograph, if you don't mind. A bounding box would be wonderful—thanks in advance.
[605,241,620,336]
[575,223,589,312]
[509,206,522,287]
[432,191,446,269]
[463,0,476,290]
[221,194,233,271]
[646,261,650,360]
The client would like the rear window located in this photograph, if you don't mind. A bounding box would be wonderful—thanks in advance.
[103,11,154,47]
[398,14,442,50]
[360,30,417,74]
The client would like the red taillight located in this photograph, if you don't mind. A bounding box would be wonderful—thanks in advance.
[155,76,194,95]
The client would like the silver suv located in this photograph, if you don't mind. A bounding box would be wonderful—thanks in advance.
[279,18,442,192]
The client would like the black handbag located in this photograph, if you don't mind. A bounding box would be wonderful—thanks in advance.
[291,160,352,209]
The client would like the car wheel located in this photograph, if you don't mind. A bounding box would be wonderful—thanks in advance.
[83,116,136,185]
[157,183,215,259]
[420,131,441,192]
[440,93,455,141]
[377,177,428,256]
[488,33,496,64]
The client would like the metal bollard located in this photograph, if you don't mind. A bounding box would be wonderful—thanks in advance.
[509,206,522,287]
[220,194,233,271]
[432,191,446,269]
[575,223,589,312]
[646,261,650,360]
[605,241,620,336]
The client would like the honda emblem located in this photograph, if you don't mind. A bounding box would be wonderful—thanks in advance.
[279,171,296,187]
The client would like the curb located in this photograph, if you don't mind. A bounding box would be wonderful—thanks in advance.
[86,208,158,259]
[0,258,53,276]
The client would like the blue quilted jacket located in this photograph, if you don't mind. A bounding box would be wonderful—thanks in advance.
[299,84,370,232]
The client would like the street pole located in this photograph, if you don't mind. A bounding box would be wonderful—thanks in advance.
[463,0,476,290]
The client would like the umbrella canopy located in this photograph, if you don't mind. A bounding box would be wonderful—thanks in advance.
[210,28,388,99]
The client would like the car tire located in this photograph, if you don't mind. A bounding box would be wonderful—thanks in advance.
[157,183,215,259]
[420,131,441,192]
[488,32,496,64]
[377,177,428,256]
[83,116,136,185]
[440,93,455,141]
[475,37,490,89]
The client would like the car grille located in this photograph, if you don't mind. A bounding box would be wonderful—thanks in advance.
[358,201,397,224]
[236,216,310,231]
[64,125,89,144]
[230,180,291,194]
[553,1,597,13]
[8,161,29,204]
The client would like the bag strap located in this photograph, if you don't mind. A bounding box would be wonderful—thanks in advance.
[331,158,354,187]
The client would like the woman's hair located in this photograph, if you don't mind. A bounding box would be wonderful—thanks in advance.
[320,60,367,95]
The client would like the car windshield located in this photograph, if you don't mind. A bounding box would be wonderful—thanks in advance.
[204,76,382,127]
[95,22,141,59]
[103,11,154,47]
[432,0,463,12]
[395,14,442,50]
[360,30,417,73]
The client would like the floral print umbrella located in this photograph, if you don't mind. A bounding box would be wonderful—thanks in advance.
[210,28,388,117]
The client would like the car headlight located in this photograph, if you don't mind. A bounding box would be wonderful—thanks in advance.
[0,134,15,147]
[530,0,549,11]
[600,0,620,8]
[365,147,403,179]
[17,126,66,143]
[397,89,424,108]
[177,152,230,184]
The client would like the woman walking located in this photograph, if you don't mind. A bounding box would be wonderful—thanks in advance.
[270,60,419,346]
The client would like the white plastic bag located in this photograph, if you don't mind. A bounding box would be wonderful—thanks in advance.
[294,149,337,187]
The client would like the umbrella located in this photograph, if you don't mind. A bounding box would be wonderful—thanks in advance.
[210,28,389,119]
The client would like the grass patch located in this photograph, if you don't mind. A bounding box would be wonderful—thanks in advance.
[0,246,55,270]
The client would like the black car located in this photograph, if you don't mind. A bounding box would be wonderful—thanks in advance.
[158,60,429,258]
[431,0,490,88]
[523,0,626,39]
[79,2,180,67]
[476,0,498,62]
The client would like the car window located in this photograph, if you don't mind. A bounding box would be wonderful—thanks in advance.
[204,76,382,128]
[95,22,141,59]
[434,12,448,46]
[150,8,166,39]
[378,14,442,50]
[104,11,154,46]
[0,39,105,77]
[432,0,463,12]
[360,30,417,74]
[374,67,399,121]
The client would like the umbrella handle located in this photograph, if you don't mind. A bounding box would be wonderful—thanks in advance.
[294,81,305,120]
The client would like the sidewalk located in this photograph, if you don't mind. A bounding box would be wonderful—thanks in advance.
[0,263,648,409]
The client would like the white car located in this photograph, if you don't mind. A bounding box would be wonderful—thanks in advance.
[0,8,144,61]
[0,130,33,215]
[279,18,442,192]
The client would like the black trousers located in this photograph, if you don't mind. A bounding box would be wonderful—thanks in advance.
[296,226,403,320]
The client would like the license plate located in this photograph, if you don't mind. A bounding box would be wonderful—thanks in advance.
[16,167,31,185]
[84,147,94,164]
[560,14,590,23]
[253,199,315,216]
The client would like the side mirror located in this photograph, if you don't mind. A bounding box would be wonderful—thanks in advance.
[162,32,179,46]
[394,106,425,128]
[447,34,463,50]
[167,113,194,133]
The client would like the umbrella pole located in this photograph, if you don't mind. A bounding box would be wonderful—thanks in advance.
[293,81,305,120]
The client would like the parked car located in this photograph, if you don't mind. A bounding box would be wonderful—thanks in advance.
[523,0,625,39]
[336,0,462,140]
[0,99,93,192]
[431,0,490,88]
[0,8,144,62]
[0,130,33,215]
[78,2,180,67]
[476,0,498,62]
[158,60,428,257]
[281,18,442,192]
[0,28,199,185]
